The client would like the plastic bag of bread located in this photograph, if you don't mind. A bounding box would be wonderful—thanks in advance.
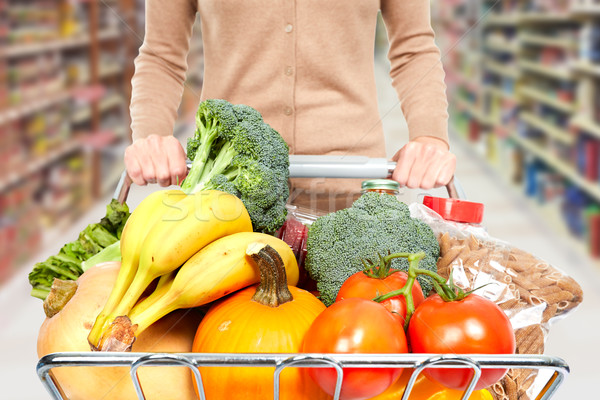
[410,203,583,400]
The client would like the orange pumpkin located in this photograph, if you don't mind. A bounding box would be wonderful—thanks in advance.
[192,243,329,400]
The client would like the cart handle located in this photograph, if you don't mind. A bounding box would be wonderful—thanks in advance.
[114,155,464,204]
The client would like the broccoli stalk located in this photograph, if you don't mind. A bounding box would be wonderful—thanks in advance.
[181,100,238,193]
[180,99,290,233]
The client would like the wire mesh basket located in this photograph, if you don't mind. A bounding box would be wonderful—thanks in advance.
[37,159,570,400]
[37,352,569,400]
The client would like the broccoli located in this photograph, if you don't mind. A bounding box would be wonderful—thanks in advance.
[232,103,264,123]
[181,99,290,233]
[304,192,440,306]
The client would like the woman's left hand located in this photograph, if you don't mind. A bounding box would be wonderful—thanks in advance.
[391,136,456,189]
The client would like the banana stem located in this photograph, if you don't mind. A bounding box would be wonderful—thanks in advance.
[87,259,138,349]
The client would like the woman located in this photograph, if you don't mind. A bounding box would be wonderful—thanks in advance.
[124,0,456,212]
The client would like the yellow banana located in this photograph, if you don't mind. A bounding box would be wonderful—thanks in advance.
[128,232,299,336]
[100,190,252,341]
[129,271,177,318]
[87,189,185,349]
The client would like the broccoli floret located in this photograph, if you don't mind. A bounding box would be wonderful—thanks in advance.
[181,99,290,233]
[232,103,264,123]
[305,192,440,306]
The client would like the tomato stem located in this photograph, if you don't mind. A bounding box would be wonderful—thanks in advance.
[361,252,412,279]
[370,251,474,330]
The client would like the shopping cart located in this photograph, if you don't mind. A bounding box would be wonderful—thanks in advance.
[36,156,570,400]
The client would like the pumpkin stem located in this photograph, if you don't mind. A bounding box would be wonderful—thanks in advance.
[43,278,78,318]
[247,243,293,307]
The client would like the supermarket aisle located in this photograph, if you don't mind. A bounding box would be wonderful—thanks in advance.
[0,181,161,399]
[374,49,600,399]
[1,53,599,400]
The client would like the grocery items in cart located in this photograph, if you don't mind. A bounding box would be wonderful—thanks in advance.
[33,100,582,400]
[414,204,583,400]
[191,242,328,400]
[276,189,582,400]
[28,198,130,300]
[37,262,203,400]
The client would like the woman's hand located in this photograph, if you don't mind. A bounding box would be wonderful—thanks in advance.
[391,136,456,189]
[124,135,188,187]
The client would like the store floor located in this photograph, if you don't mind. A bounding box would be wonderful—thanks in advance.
[2,57,599,400]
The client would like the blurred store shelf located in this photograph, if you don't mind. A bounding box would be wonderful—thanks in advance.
[520,112,575,145]
[570,114,600,140]
[518,59,574,81]
[434,0,600,264]
[519,86,576,114]
[572,60,600,77]
[0,29,121,59]
[0,140,81,194]
[519,33,578,50]
[0,0,205,285]
[0,90,71,125]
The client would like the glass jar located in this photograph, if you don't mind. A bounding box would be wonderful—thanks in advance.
[360,179,400,196]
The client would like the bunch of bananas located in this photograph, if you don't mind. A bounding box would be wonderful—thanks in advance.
[87,189,298,351]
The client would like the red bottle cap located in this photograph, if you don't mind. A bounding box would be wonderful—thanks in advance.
[422,196,484,224]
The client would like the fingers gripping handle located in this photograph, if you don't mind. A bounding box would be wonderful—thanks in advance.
[114,156,461,204]
[288,155,461,199]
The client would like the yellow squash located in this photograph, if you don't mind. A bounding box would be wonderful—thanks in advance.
[368,369,493,400]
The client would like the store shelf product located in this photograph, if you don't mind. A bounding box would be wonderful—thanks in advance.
[519,60,573,81]
[519,86,576,114]
[570,114,600,140]
[520,111,575,145]
[511,134,600,203]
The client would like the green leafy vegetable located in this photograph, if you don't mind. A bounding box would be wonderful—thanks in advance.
[81,241,121,272]
[29,199,130,300]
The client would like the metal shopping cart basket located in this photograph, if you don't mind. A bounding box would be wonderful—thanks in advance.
[36,156,571,400]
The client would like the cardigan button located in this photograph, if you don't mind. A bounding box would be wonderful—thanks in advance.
[285,24,293,33]
[283,106,293,116]
[285,66,293,76]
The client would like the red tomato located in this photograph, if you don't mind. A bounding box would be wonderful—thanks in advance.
[302,298,408,400]
[408,294,515,390]
[336,270,425,326]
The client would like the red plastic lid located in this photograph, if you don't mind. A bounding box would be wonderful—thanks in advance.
[422,196,484,224]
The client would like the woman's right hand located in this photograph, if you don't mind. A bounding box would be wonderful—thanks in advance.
[124,134,188,187]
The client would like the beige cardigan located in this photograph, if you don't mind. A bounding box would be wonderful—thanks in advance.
[130,0,449,211]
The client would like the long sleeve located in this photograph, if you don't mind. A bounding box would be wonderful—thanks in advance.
[381,0,449,145]
[129,0,197,141]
